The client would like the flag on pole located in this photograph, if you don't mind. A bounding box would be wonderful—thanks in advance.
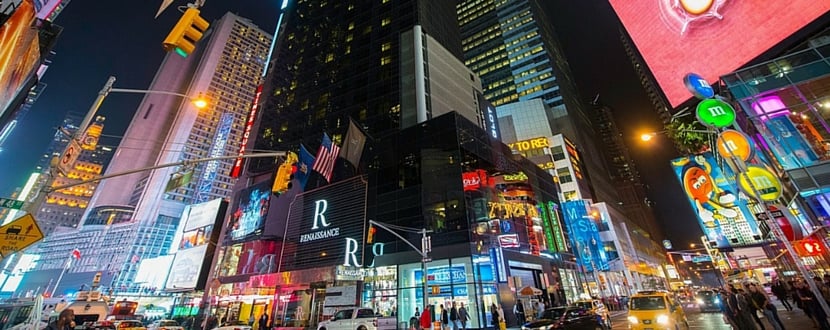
[71,248,81,260]
[340,119,366,167]
[296,144,316,190]
[312,133,340,182]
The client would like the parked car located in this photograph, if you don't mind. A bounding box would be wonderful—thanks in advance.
[520,306,603,330]
[317,308,396,330]
[113,320,147,330]
[571,299,611,329]
[147,320,185,330]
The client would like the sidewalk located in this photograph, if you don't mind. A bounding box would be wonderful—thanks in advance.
[758,299,819,328]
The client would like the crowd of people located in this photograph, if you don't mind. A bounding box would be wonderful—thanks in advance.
[717,277,830,330]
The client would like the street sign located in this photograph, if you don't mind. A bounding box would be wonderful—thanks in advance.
[738,165,782,202]
[755,203,803,241]
[692,255,712,263]
[696,98,736,128]
[0,198,24,210]
[57,139,83,175]
[0,214,43,257]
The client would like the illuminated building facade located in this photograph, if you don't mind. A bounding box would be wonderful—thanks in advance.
[17,12,271,298]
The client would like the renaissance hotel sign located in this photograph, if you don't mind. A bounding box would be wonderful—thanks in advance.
[281,176,369,271]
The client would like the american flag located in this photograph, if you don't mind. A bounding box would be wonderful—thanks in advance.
[312,133,340,182]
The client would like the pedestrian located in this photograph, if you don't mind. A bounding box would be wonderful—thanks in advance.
[45,309,75,330]
[513,301,525,325]
[258,313,269,330]
[420,305,432,330]
[449,302,459,330]
[536,300,545,319]
[794,279,830,330]
[722,284,754,330]
[771,279,793,311]
[738,287,765,330]
[458,303,469,330]
[748,283,785,330]
[440,304,450,330]
[490,303,498,328]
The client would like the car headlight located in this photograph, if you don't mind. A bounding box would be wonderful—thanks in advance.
[656,315,669,324]
[715,297,721,304]
[696,299,703,304]
[627,316,638,324]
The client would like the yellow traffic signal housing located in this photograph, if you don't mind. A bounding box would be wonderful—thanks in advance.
[162,8,210,58]
[367,225,377,244]
[272,152,298,195]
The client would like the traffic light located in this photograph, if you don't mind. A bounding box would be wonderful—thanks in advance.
[272,152,298,195]
[367,225,377,244]
[162,7,210,58]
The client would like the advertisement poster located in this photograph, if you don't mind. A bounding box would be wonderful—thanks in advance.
[229,181,271,241]
[671,152,766,248]
[608,0,830,106]
[561,200,607,272]
[165,245,208,290]
[0,0,40,117]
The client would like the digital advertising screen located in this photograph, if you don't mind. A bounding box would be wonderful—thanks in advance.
[0,0,41,117]
[609,1,830,107]
[165,199,226,291]
[184,198,223,232]
[671,152,767,248]
[229,181,271,241]
[280,176,368,271]
[561,200,608,272]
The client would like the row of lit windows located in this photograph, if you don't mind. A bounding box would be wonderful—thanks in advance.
[461,24,501,52]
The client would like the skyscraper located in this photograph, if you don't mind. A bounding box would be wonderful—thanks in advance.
[457,0,620,206]
[246,0,468,174]
[18,12,272,296]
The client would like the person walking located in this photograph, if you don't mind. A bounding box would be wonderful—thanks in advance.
[458,303,469,330]
[738,287,765,330]
[722,285,755,330]
[794,279,830,330]
[258,313,270,330]
[490,303,498,328]
[536,300,545,320]
[440,304,450,330]
[449,302,459,330]
[420,305,433,330]
[513,301,525,325]
[771,279,793,311]
[748,283,785,330]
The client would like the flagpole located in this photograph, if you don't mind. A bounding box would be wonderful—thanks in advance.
[51,254,72,297]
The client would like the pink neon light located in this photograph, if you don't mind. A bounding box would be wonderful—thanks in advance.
[751,95,789,120]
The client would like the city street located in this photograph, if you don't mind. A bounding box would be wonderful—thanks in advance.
[609,302,816,329]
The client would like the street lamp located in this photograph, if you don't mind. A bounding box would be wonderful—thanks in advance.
[25,76,209,215]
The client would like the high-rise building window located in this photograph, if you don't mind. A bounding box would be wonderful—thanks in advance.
[381,17,391,26]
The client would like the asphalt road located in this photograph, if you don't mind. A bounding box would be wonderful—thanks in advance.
[609,302,817,329]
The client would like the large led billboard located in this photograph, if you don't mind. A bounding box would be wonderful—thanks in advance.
[0,0,41,118]
[609,1,830,107]
[165,198,226,291]
[228,180,271,241]
[561,200,608,272]
[280,176,368,271]
[670,152,767,248]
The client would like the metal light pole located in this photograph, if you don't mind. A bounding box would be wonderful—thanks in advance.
[368,220,432,309]
[24,75,209,216]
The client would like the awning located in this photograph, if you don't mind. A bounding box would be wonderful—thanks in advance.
[518,286,543,296]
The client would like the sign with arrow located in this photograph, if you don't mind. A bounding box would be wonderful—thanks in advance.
[57,139,82,175]
[0,214,43,257]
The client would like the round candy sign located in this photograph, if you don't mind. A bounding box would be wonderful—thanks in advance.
[696,98,736,128]
[684,73,715,99]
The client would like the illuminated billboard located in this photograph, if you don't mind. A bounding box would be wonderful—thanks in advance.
[0,0,41,117]
[229,181,271,241]
[280,176,368,271]
[609,1,830,107]
[561,200,608,272]
[670,152,767,248]
[165,198,226,291]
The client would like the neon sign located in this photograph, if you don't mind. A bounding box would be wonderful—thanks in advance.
[508,137,549,152]
[231,84,264,178]
[300,200,341,242]
[489,202,539,219]
[196,112,233,202]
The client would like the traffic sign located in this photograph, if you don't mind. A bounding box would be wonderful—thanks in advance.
[0,214,44,257]
[696,98,736,128]
[755,204,803,241]
[683,73,715,99]
[57,139,83,175]
[0,198,24,210]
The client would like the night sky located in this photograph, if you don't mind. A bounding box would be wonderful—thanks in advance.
[0,1,702,246]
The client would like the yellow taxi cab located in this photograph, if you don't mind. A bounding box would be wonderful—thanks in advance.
[114,320,147,330]
[626,290,688,330]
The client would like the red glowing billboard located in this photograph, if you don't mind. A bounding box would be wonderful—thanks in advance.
[609,0,830,107]
[0,0,41,117]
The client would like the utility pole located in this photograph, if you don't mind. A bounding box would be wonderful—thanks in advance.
[368,220,432,309]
